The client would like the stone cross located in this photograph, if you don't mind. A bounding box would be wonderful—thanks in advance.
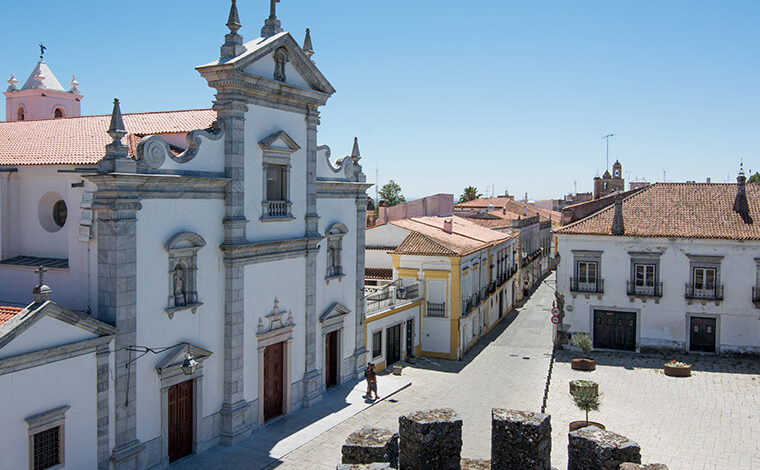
[35,266,47,286]
[270,0,281,18]
[39,43,46,60]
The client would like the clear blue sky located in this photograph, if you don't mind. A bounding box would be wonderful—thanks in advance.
[2,1,759,200]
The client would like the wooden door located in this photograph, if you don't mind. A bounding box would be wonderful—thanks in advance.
[690,317,716,352]
[387,324,401,365]
[263,342,284,421]
[325,331,338,388]
[168,380,193,463]
[593,310,636,351]
[405,320,414,358]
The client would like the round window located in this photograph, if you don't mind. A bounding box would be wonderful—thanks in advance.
[52,200,67,227]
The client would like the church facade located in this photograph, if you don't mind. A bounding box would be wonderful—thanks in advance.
[0,3,370,469]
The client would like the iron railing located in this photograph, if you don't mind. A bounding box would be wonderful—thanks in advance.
[569,277,604,294]
[626,281,663,297]
[427,302,446,317]
[685,283,723,300]
[753,287,760,304]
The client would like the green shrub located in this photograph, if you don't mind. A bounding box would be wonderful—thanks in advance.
[570,386,600,426]
[571,332,593,358]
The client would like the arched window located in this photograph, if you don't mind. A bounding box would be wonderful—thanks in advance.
[54,108,64,119]
[17,107,24,121]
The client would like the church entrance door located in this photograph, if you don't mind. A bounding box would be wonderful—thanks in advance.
[325,331,338,389]
[263,342,284,421]
[168,380,193,463]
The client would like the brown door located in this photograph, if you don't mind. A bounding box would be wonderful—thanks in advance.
[168,380,193,463]
[593,310,636,351]
[690,317,716,352]
[325,331,338,388]
[263,342,284,421]
[386,324,401,365]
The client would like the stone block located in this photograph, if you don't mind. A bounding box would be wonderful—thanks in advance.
[341,426,398,467]
[568,426,641,470]
[491,409,551,470]
[461,458,491,469]
[398,408,462,470]
[619,464,669,470]
[336,464,393,470]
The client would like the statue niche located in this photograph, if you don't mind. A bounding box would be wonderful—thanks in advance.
[173,264,186,307]
[274,47,288,82]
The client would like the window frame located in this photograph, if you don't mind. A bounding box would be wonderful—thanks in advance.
[26,405,69,470]
[52,200,67,228]
[372,330,382,358]
[571,250,602,293]
[686,254,722,299]
[258,131,300,221]
[164,232,206,318]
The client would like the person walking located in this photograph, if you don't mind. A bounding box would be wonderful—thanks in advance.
[364,362,379,400]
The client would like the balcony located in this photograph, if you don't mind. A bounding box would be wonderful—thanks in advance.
[426,302,446,318]
[365,281,420,314]
[569,277,604,294]
[685,283,723,301]
[626,281,663,298]
[261,200,293,220]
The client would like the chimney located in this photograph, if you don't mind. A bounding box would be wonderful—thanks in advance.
[443,219,453,234]
[611,193,625,235]
[733,168,753,224]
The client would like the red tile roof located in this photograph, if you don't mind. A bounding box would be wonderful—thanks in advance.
[390,216,514,256]
[0,306,22,326]
[455,197,561,224]
[365,267,393,280]
[555,182,760,240]
[0,109,216,165]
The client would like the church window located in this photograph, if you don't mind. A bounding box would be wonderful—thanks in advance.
[165,232,206,317]
[52,200,67,228]
[17,106,24,121]
[26,405,68,470]
[54,107,64,119]
[266,164,287,201]
[325,223,348,280]
[603,182,608,190]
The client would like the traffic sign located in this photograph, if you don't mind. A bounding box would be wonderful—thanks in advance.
[551,307,559,315]
[551,316,560,325]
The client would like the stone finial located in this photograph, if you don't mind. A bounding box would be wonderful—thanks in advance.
[733,164,752,224]
[32,266,51,303]
[6,73,18,92]
[261,0,284,38]
[351,137,361,163]
[303,28,314,58]
[226,0,242,33]
[99,98,135,173]
[107,98,127,143]
[68,74,80,94]
[611,193,625,236]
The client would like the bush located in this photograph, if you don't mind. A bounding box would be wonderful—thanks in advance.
[570,386,601,426]
[571,332,593,358]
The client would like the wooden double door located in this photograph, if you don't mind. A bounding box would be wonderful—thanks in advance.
[325,331,339,389]
[263,342,284,421]
[690,317,716,353]
[386,324,401,365]
[593,310,636,351]
[168,380,193,463]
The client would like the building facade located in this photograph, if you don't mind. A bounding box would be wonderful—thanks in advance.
[0,3,370,469]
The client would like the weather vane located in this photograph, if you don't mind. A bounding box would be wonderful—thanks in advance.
[39,43,46,60]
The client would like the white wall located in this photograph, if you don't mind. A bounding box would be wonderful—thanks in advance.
[557,234,760,353]
[0,352,99,470]
[0,315,95,359]
[366,304,420,367]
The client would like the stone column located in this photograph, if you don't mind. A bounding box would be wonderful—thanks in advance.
[302,107,322,406]
[216,93,253,443]
[567,426,641,470]
[93,190,142,470]
[491,409,551,470]
[353,195,368,378]
[398,409,462,470]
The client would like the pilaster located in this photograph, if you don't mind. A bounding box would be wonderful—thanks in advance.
[96,344,111,470]
[352,196,368,377]
[215,94,253,443]
[302,107,322,406]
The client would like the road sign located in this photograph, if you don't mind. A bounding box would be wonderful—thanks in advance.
[551,316,560,325]
[551,307,559,315]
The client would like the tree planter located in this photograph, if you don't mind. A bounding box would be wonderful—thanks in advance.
[569,380,598,395]
[569,421,606,432]
[664,363,691,377]
[571,358,596,371]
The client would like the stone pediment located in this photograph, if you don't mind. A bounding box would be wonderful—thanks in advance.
[258,298,295,335]
[259,131,301,154]
[154,342,212,374]
[320,302,351,323]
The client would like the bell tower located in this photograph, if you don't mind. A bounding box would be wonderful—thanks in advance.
[612,160,623,179]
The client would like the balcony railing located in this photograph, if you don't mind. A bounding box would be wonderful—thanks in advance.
[685,283,723,301]
[569,277,604,294]
[262,200,292,218]
[366,289,393,312]
[365,281,420,314]
[427,302,446,317]
[626,281,663,298]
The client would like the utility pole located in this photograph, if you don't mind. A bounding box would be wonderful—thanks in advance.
[602,133,615,173]
[663,170,666,183]
[574,180,577,195]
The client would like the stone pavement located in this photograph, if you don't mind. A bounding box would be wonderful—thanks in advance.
[173,375,411,470]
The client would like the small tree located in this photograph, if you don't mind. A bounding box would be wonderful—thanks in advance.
[571,386,600,427]
[458,186,482,203]
[749,172,760,184]
[571,332,593,358]
[378,180,406,207]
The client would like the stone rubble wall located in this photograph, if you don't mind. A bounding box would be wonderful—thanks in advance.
[567,425,641,470]
[341,426,399,468]
[491,409,551,470]
[398,408,463,470]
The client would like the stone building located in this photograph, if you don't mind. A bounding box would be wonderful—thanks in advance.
[0,2,370,468]
[555,175,760,354]
[593,160,625,199]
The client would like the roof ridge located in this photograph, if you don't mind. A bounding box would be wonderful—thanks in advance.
[410,216,505,244]
[0,108,215,124]
[395,231,457,256]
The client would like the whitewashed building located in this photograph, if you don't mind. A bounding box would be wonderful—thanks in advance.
[555,178,760,354]
[0,2,370,469]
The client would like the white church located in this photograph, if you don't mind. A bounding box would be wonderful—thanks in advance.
[0,2,371,468]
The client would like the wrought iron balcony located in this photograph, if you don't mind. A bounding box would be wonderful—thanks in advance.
[685,283,723,301]
[569,277,604,294]
[427,302,446,317]
[626,281,663,298]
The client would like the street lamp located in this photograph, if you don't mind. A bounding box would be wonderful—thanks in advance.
[124,343,198,406]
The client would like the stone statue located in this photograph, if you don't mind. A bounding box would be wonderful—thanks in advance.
[328,242,341,275]
[274,48,287,82]
[173,265,186,306]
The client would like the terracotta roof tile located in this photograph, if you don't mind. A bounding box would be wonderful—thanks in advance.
[455,197,561,224]
[0,109,216,165]
[365,267,393,280]
[390,216,512,256]
[392,231,458,256]
[555,182,760,240]
[0,306,22,326]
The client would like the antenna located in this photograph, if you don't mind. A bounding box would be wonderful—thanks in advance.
[662,170,666,182]
[375,167,379,203]
[602,133,615,173]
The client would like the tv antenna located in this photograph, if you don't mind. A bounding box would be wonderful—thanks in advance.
[602,134,615,172]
